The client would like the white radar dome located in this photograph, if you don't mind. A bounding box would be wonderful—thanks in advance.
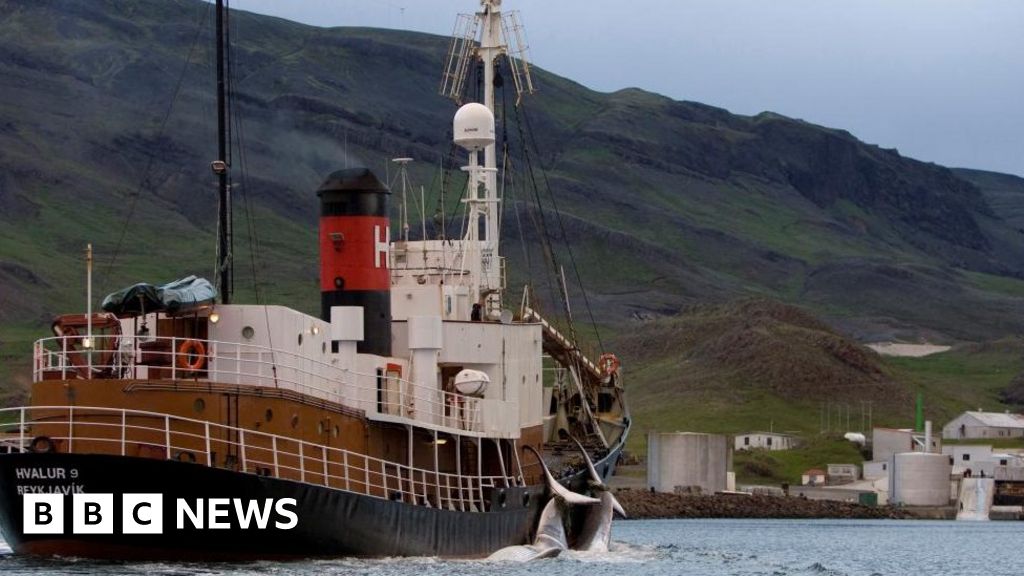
[453,103,495,151]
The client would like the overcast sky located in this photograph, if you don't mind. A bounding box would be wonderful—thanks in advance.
[232,0,1024,177]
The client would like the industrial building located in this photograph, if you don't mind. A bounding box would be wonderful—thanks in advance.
[648,432,731,494]
[942,445,1024,478]
[872,427,941,462]
[734,431,800,451]
[942,411,1024,440]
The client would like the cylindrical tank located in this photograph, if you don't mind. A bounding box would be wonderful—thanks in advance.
[647,432,729,494]
[317,168,391,356]
[890,452,951,506]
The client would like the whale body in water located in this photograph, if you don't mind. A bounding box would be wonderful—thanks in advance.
[488,442,625,561]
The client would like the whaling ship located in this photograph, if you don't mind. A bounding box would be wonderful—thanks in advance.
[0,0,629,560]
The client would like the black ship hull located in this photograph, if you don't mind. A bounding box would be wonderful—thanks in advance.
[0,440,626,560]
[0,452,542,560]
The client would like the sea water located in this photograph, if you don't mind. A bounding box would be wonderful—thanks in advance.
[1,519,1022,576]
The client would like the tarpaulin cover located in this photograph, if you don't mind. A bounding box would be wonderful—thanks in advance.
[101,275,217,316]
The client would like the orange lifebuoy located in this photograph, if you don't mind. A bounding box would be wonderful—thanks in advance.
[177,339,207,371]
[598,353,620,376]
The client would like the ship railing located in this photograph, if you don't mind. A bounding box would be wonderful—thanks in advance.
[32,335,483,434]
[0,405,515,513]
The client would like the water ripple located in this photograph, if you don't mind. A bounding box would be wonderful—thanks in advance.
[3,519,1024,576]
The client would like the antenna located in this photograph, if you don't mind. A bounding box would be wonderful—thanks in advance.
[392,157,413,242]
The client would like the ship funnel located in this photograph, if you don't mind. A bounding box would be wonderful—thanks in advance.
[317,168,391,356]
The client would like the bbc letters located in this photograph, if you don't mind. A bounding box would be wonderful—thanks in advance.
[24,494,299,534]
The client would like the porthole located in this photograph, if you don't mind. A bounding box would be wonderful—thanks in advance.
[522,492,531,507]
[265,409,273,422]
[333,426,340,438]
[317,421,325,435]
[193,398,206,414]
[298,333,303,346]
[497,490,507,509]
[291,414,299,429]
[242,326,255,340]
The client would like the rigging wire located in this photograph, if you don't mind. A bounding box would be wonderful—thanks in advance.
[225,0,279,385]
[498,69,535,310]
[103,2,212,282]
[511,104,573,332]
[516,102,605,353]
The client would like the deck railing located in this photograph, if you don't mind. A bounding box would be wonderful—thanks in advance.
[0,406,514,512]
[33,335,482,433]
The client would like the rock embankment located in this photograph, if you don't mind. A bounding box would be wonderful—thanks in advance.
[616,490,915,520]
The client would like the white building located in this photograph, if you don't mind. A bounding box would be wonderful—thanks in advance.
[734,432,800,451]
[801,469,826,486]
[941,445,1024,478]
[872,427,940,462]
[943,445,994,477]
[827,463,860,484]
[864,460,890,481]
[942,411,1024,440]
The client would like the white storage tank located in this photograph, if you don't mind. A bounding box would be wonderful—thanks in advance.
[647,432,730,494]
[889,452,951,506]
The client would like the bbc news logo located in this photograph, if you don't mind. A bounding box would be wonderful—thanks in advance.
[24,494,298,534]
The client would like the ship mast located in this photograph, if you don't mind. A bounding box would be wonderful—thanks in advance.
[440,0,535,318]
[213,0,232,304]
[478,1,500,251]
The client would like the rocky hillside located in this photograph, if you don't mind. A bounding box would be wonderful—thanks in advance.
[612,300,912,441]
[1,0,1023,401]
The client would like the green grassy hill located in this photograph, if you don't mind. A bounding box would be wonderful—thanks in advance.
[619,300,1023,479]
[1,0,1023,436]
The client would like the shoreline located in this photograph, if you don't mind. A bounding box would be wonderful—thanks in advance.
[616,490,922,520]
